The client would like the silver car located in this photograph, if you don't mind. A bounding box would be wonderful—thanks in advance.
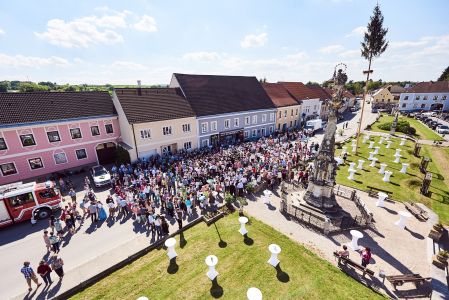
[90,165,111,187]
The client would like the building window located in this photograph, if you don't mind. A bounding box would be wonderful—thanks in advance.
[183,142,192,150]
[269,126,274,134]
[420,104,426,109]
[0,137,7,150]
[54,152,68,164]
[443,95,447,100]
[182,124,191,132]
[262,114,267,123]
[413,104,418,109]
[269,113,275,121]
[163,126,172,135]
[201,123,208,133]
[0,162,17,176]
[433,95,438,101]
[296,108,299,115]
[404,96,409,100]
[291,110,294,116]
[294,120,297,126]
[224,119,230,129]
[29,157,44,170]
[245,116,250,125]
[278,111,282,118]
[20,134,36,147]
[423,96,428,100]
[211,121,217,131]
[415,96,420,100]
[252,129,257,137]
[105,124,114,134]
[277,123,281,130]
[284,110,287,118]
[201,139,209,147]
[401,103,406,108]
[75,149,87,160]
[244,131,249,138]
[290,121,293,127]
[234,118,239,127]
[252,115,257,124]
[45,131,60,143]
[261,128,266,136]
[140,129,151,139]
[91,126,100,136]
[70,128,82,139]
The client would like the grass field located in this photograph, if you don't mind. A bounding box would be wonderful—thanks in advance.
[336,135,449,224]
[71,213,383,300]
[370,114,443,141]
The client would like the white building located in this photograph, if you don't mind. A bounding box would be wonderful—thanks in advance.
[399,81,449,112]
[278,82,322,123]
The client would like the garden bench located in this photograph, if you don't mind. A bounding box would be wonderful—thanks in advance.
[367,186,392,199]
[333,251,375,278]
[385,273,431,289]
[404,202,429,221]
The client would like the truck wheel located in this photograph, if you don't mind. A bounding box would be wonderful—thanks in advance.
[36,208,51,220]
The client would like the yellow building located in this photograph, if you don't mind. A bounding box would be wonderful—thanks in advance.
[372,87,394,105]
[262,83,301,132]
[112,87,198,161]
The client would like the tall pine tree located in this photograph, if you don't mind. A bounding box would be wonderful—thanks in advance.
[438,66,449,81]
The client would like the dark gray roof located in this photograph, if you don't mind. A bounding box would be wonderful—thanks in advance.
[173,73,275,116]
[0,91,115,126]
[114,88,195,124]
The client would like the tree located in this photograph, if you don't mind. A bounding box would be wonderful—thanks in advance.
[10,80,20,90]
[19,82,50,92]
[306,81,320,87]
[0,81,10,92]
[438,66,449,81]
[355,3,389,153]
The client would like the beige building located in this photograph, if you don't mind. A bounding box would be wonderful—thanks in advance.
[372,87,394,105]
[262,83,301,132]
[112,87,197,162]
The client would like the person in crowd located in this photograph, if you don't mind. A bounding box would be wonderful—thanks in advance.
[48,232,60,253]
[43,230,51,252]
[37,260,53,286]
[360,247,372,268]
[88,200,98,223]
[50,255,65,279]
[337,245,349,259]
[20,261,42,292]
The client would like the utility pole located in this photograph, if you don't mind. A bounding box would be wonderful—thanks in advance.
[355,67,373,154]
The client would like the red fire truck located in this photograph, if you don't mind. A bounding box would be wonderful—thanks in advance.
[0,181,62,228]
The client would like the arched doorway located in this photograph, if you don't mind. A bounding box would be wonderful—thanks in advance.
[96,142,117,165]
[430,103,443,111]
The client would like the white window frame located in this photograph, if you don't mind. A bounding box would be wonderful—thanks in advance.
[140,129,151,139]
[0,137,8,151]
[244,131,249,138]
[0,162,18,176]
[284,110,287,118]
[28,157,44,171]
[234,118,239,127]
[53,152,68,165]
[163,126,172,136]
[262,114,267,123]
[252,115,257,124]
[245,116,250,126]
[201,122,208,134]
[47,130,61,143]
[182,124,191,133]
[224,119,231,129]
[269,113,275,122]
[20,133,36,147]
[184,141,192,150]
[90,126,100,137]
[201,139,209,147]
[269,126,274,134]
[261,128,266,136]
[211,121,217,132]
[252,129,257,137]
[105,124,114,134]
[75,148,88,160]
[70,128,82,140]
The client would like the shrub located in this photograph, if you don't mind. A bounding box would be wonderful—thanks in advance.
[378,120,416,135]
[224,192,235,204]
[245,183,255,193]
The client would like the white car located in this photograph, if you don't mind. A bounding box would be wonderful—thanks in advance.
[436,125,449,134]
[90,165,111,187]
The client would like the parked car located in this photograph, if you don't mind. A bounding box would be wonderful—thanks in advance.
[436,125,449,134]
[431,122,441,130]
[371,108,378,113]
[90,165,111,187]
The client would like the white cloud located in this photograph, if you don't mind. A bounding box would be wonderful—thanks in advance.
[183,52,221,61]
[0,53,71,68]
[319,44,344,54]
[345,26,366,37]
[0,28,5,35]
[339,49,360,58]
[110,60,147,70]
[240,33,268,48]
[285,52,308,60]
[133,15,157,33]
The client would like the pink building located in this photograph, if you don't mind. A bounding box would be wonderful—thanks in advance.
[0,92,120,185]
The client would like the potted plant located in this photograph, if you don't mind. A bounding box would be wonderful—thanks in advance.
[245,183,254,194]
[437,250,449,263]
[429,223,444,241]
[433,223,444,232]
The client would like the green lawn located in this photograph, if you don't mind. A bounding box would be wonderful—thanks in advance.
[370,114,443,141]
[336,135,449,224]
[71,213,383,300]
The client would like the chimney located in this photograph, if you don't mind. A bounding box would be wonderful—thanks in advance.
[137,80,142,96]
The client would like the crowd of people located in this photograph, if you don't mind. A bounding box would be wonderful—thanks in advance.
[23,130,321,293]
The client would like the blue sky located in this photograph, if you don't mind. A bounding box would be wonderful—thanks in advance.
[1,0,448,85]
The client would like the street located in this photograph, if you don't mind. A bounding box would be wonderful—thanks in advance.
[0,101,377,299]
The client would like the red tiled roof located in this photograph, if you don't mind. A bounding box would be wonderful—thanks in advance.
[407,81,449,93]
[262,83,299,107]
[173,73,275,116]
[342,90,355,98]
[0,91,115,126]
[308,85,332,100]
[278,82,321,101]
[114,88,195,124]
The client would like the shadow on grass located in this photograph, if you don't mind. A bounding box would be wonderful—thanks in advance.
[275,264,290,283]
[167,257,179,274]
[214,223,227,248]
[180,232,187,248]
[243,234,254,246]
[210,278,223,298]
